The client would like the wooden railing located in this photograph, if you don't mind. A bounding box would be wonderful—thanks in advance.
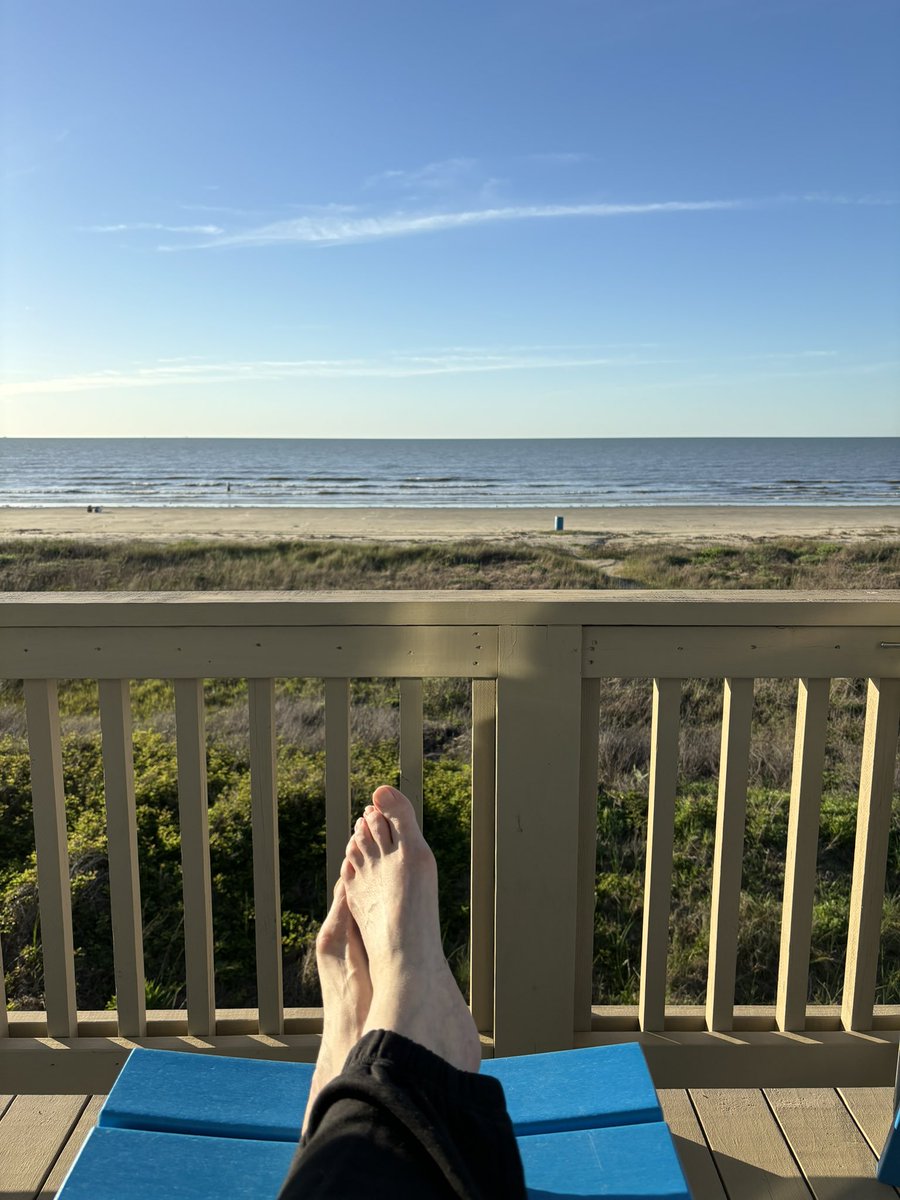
[1,591,899,1092]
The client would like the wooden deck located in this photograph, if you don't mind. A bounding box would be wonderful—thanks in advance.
[1,1087,898,1199]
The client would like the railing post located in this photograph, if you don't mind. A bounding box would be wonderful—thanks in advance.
[24,679,77,1038]
[574,677,602,1033]
[248,678,283,1036]
[399,679,424,828]
[325,679,351,891]
[842,677,900,1031]
[0,922,8,1037]
[470,679,497,1035]
[776,678,830,1032]
[174,679,216,1037]
[98,678,147,1038]
[706,677,754,1033]
[494,626,583,1055]
[639,678,682,1032]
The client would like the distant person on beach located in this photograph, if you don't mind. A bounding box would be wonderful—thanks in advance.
[277,786,526,1199]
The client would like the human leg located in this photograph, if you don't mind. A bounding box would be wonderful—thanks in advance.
[279,787,526,1199]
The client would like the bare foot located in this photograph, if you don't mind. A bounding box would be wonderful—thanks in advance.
[301,878,373,1134]
[340,786,481,1073]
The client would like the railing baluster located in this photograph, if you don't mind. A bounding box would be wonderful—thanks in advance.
[248,678,283,1036]
[706,677,754,1032]
[399,678,424,827]
[639,678,682,1032]
[776,678,830,1032]
[494,626,583,1055]
[174,679,215,1036]
[842,677,900,1031]
[470,679,496,1033]
[98,678,147,1038]
[325,679,351,891]
[574,678,603,1033]
[0,928,8,1036]
[23,679,77,1038]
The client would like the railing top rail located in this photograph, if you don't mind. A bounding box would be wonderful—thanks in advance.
[2,590,899,628]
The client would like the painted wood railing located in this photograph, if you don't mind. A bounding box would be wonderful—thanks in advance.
[1,591,898,1092]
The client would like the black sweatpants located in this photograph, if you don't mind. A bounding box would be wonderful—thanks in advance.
[277,1029,527,1199]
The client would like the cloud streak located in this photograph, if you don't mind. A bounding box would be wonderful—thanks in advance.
[0,350,665,397]
[5,348,894,399]
[155,192,896,251]
[179,198,747,250]
[86,222,225,235]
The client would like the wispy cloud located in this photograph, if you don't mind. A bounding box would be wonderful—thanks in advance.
[150,191,896,251]
[0,349,666,397]
[177,198,746,250]
[84,222,224,235]
[5,347,895,399]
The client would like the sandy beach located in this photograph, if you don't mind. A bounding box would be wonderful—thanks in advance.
[0,505,897,546]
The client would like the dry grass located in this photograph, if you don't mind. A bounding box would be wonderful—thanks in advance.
[0,535,898,591]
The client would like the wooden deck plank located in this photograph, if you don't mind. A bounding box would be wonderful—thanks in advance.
[690,1087,812,1199]
[38,1096,106,1198]
[838,1087,896,1159]
[766,1087,898,1199]
[0,1095,88,1199]
[658,1088,727,1199]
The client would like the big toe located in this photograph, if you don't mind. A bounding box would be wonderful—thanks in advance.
[372,786,421,838]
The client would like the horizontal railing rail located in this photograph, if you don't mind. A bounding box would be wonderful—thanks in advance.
[1,591,898,1092]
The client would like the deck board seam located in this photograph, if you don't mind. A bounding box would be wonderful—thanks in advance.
[834,1088,900,1198]
[760,1088,826,1200]
[30,1094,91,1200]
[684,1087,732,1198]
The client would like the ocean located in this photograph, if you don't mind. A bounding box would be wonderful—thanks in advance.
[1,438,897,508]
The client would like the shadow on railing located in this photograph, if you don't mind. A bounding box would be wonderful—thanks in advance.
[1,590,898,1092]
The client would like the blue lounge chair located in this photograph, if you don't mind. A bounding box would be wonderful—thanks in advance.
[58,1044,691,1199]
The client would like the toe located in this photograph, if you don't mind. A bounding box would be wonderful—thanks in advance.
[364,805,393,850]
[372,786,420,837]
[345,836,364,868]
[354,815,379,859]
[340,857,355,881]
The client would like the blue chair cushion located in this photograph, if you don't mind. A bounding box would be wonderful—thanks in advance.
[877,1102,900,1183]
[481,1043,662,1134]
[60,1122,691,1200]
[99,1050,315,1141]
[100,1043,661,1141]
[58,1127,296,1199]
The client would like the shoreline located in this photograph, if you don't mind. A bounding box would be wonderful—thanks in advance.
[1,505,898,546]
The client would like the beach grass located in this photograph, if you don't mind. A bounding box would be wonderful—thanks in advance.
[0,535,898,590]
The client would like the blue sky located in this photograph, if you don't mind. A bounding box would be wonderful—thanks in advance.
[1,0,898,437]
